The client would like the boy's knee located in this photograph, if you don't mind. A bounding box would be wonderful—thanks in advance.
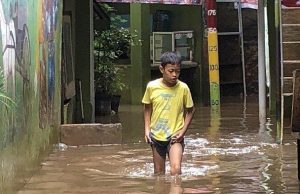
[154,168,165,175]
[154,164,166,175]
[170,164,181,175]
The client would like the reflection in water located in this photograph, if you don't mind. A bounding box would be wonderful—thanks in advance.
[208,108,221,137]
[18,101,300,193]
[153,176,183,194]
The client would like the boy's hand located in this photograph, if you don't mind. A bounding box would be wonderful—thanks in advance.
[145,130,152,144]
[171,130,185,143]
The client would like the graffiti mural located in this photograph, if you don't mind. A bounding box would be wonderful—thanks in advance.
[39,0,60,128]
[0,0,62,191]
[0,0,62,143]
[0,0,32,137]
[0,0,17,100]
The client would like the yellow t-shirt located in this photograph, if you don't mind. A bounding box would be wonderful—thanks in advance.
[142,79,194,141]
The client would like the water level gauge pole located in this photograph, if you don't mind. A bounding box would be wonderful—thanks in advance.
[206,0,220,112]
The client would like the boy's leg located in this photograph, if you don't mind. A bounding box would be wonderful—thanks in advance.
[151,145,166,175]
[168,143,183,175]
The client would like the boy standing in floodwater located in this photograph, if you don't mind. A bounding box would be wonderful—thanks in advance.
[142,51,195,175]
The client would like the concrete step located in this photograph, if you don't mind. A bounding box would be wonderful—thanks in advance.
[283,42,300,61]
[282,24,300,41]
[282,8,300,24]
[60,123,122,146]
[283,60,300,76]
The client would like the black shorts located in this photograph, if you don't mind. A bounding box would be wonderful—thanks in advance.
[150,137,185,158]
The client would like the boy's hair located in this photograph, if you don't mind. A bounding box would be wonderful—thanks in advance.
[160,52,181,68]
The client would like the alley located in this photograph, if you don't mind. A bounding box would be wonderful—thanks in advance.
[18,100,299,193]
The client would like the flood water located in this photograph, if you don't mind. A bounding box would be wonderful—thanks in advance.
[18,99,300,193]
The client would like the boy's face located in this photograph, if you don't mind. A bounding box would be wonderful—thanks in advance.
[159,63,180,86]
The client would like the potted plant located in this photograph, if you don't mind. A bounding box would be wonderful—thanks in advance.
[110,67,127,113]
[94,3,138,115]
[94,17,136,115]
[94,60,116,116]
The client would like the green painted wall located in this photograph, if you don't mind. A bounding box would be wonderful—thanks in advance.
[130,3,151,104]
[75,0,95,122]
[0,0,63,192]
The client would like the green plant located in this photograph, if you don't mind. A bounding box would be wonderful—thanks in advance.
[110,67,126,94]
[94,28,136,63]
[94,63,126,95]
[94,61,116,95]
[94,4,137,95]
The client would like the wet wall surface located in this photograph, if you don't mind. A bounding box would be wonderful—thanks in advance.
[18,100,300,193]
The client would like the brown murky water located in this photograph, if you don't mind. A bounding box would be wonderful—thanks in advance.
[18,99,300,193]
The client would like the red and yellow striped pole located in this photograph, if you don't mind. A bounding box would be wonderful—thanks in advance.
[206,0,220,112]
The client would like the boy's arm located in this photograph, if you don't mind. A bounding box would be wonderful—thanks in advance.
[172,106,195,143]
[183,106,195,133]
[144,104,152,143]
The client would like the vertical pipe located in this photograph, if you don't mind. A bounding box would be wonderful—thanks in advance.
[237,0,247,98]
[258,0,266,124]
[206,0,220,112]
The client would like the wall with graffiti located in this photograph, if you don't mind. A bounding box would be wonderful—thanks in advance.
[0,0,62,192]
